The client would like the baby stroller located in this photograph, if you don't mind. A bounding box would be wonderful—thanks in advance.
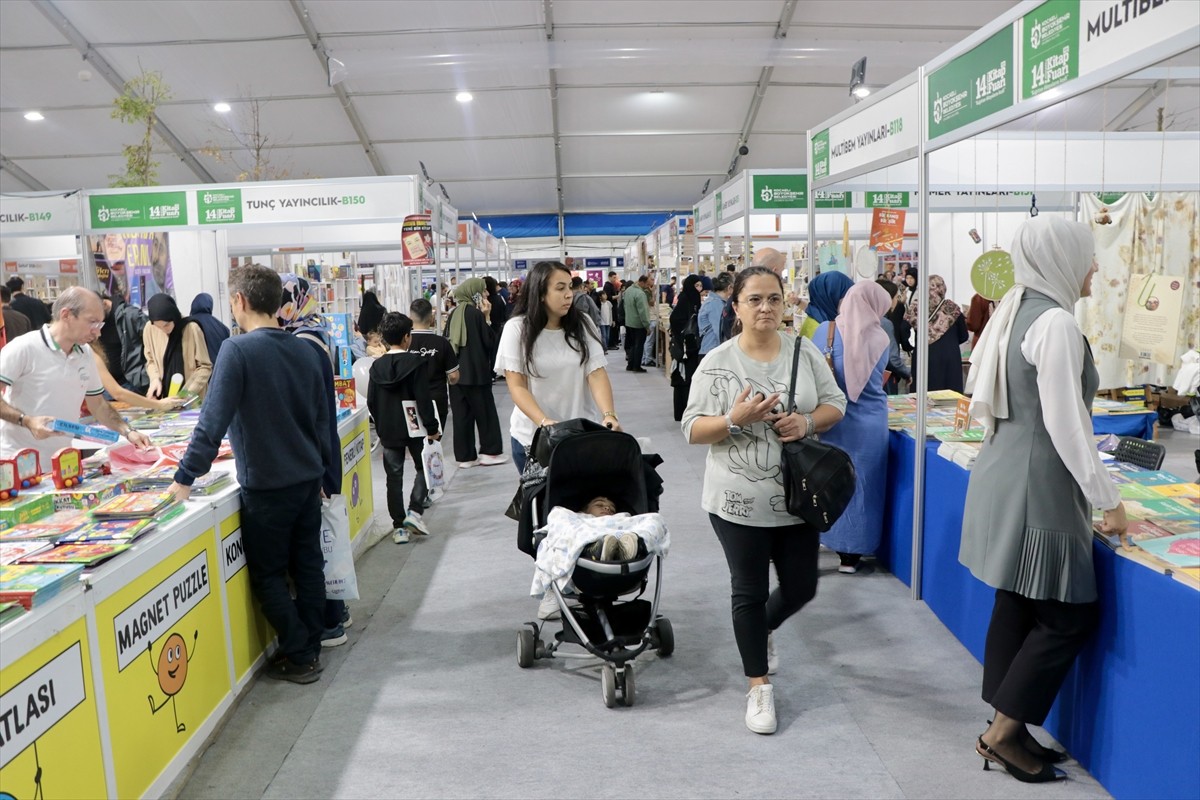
[515,419,670,708]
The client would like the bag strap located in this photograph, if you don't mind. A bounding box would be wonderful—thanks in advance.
[824,321,837,372]
[787,334,802,414]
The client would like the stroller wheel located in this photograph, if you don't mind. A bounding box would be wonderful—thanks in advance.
[622,665,636,707]
[654,617,675,657]
[517,628,535,668]
[601,663,617,708]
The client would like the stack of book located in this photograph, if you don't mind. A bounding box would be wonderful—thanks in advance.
[0,563,85,609]
[55,518,158,543]
[90,491,178,520]
[0,540,53,565]
[0,600,25,625]
[130,465,231,495]
[19,542,133,567]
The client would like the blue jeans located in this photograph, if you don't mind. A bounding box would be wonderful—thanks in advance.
[512,437,528,474]
[599,325,610,352]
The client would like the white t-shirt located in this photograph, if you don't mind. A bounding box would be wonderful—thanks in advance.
[494,315,609,446]
[599,299,613,326]
[0,325,104,464]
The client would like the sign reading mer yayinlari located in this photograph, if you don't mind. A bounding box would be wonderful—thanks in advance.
[89,192,188,229]
[928,25,1014,139]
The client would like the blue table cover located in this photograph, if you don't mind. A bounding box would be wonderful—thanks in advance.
[1092,410,1157,440]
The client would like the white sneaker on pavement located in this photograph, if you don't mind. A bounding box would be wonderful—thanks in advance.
[478,453,509,467]
[766,631,779,675]
[537,592,562,620]
[403,511,432,536]
[457,459,480,469]
[745,684,777,734]
[392,528,411,544]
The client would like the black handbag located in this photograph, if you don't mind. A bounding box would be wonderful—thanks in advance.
[779,333,857,532]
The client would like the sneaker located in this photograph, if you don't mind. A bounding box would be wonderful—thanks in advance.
[537,592,562,620]
[403,511,432,536]
[341,607,353,629]
[458,459,480,469]
[321,625,347,648]
[392,527,411,544]
[599,535,620,561]
[745,684,777,734]
[478,453,509,467]
[766,632,779,675]
[617,532,639,561]
[838,563,859,575]
[266,657,321,685]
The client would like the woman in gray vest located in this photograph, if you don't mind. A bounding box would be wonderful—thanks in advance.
[960,216,1128,783]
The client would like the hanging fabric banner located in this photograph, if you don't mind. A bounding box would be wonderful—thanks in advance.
[401,215,434,267]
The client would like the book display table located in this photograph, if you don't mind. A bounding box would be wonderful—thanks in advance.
[880,429,1199,800]
[0,407,374,798]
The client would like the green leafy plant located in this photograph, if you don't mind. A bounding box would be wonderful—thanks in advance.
[110,69,172,187]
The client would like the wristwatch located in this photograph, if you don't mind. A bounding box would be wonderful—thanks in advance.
[725,412,743,436]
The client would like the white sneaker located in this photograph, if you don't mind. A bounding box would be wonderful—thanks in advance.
[478,453,509,467]
[457,459,480,469]
[766,632,779,675]
[745,684,777,734]
[617,532,639,561]
[403,511,432,536]
[537,592,562,620]
[392,528,411,544]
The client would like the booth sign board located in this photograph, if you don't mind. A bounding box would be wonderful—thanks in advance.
[928,26,1014,140]
[194,183,410,227]
[752,174,807,210]
[0,193,82,236]
[90,191,188,229]
[811,82,919,185]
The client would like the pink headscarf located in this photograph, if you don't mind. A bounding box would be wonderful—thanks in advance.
[835,281,892,403]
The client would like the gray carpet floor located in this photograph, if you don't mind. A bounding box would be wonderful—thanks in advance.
[176,350,1122,800]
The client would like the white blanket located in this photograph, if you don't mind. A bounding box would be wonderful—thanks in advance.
[531,507,670,597]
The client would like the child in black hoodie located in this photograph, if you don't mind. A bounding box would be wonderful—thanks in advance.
[367,312,441,543]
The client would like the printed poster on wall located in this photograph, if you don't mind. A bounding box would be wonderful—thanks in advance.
[1119,273,1185,364]
[88,232,174,307]
[869,207,906,252]
[400,215,434,268]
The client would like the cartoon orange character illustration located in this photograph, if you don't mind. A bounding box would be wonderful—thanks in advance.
[147,630,198,733]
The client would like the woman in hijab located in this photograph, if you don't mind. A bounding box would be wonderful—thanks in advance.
[668,274,705,421]
[812,282,893,574]
[143,293,212,399]
[484,275,509,337]
[188,292,230,363]
[959,216,1126,783]
[358,291,387,338]
[278,274,333,360]
[904,275,968,392]
[804,271,854,336]
[445,277,506,467]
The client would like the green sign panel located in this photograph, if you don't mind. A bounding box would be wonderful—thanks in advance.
[1022,0,1079,100]
[89,191,188,229]
[811,130,830,182]
[197,188,243,225]
[928,26,1014,139]
[971,249,1015,301]
[714,191,723,224]
[865,191,911,208]
[814,190,852,209]
[752,174,807,210]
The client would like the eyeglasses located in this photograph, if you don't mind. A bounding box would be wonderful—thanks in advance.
[740,294,784,309]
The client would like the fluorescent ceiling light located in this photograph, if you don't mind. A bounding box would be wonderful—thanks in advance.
[852,86,871,99]
[456,91,474,103]
[23,111,44,121]
[213,102,232,113]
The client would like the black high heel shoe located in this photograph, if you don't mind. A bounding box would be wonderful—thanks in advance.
[977,737,1068,783]
[986,719,1069,764]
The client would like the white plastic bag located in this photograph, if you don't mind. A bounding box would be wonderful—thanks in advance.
[423,437,446,496]
[320,495,359,601]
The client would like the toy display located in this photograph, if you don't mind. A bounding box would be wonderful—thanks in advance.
[0,461,18,501]
[14,449,42,488]
[52,447,84,490]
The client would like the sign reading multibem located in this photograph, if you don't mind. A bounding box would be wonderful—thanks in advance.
[812,82,918,185]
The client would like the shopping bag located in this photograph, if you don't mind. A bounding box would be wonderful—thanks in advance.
[423,437,446,494]
[320,495,359,601]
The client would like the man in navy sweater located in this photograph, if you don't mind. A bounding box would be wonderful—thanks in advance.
[169,265,334,684]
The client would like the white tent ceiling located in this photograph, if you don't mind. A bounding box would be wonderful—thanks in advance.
[5,0,1185,220]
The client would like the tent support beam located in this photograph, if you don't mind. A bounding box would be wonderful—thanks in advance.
[1104,80,1168,132]
[0,154,48,191]
[544,0,566,258]
[726,0,796,179]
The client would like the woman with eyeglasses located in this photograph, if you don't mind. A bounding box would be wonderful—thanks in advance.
[681,266,846,736]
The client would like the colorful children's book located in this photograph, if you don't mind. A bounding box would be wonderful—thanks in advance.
[0,511,90,540]
[1151,482,1200,499]
[20,542,132,567]
[89,492,177,520]
[1124,470,1186,486]
[0,540,53,565]
[1119,483,1171,501]
[130,466,231,495]
[0,600,25,625]
[1135,533,1200,569]
[0,563,85,609]
[1127,520,1177,542]
[1123,498,1198,522]
[56,518,157,543]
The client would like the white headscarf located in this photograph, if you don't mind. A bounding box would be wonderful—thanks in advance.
[966,216,1094,435]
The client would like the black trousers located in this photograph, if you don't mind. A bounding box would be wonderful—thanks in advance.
[625,326,647,369]
[240,479,325,665]
[448,383,503,462]
[710,514,819,677]
[982,589,1099,725]
[381,439,427,527]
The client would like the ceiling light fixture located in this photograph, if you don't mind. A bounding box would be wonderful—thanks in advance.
[852,86,871,99]
[456,91,474,103]
[24,111,44,121]
[849,56,869,102]
[213,102,232,113]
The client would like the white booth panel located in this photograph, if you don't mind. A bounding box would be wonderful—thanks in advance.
[0,235,78,261]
